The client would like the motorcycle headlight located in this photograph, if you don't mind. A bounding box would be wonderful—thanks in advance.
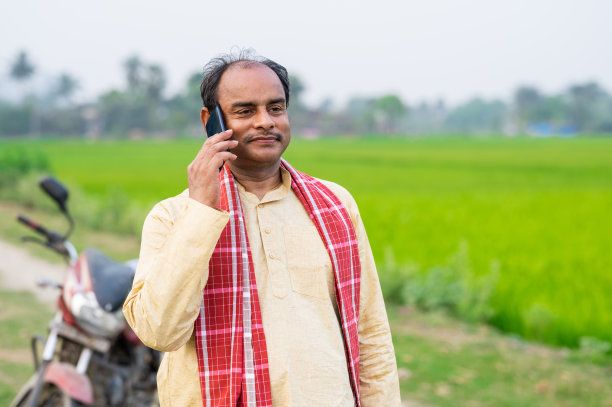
[70,292,124,337]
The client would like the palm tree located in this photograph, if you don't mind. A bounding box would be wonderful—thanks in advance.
[10,50,35,82]
[145,64,166,103]
[9,50,38,134]
[54,73,79,104]
[123,55,143,92]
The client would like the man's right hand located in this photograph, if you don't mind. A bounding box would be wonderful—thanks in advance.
[188,129,238,208]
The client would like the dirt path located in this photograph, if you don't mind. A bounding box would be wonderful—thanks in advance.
[0,239,65,304]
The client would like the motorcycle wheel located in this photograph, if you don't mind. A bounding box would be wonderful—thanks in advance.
[10,375,82,407]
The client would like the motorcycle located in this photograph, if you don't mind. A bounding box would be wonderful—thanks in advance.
[10,176,159,407]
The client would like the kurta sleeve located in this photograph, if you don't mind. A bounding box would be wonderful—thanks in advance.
[334,186,401,406]
[123,194,229,352]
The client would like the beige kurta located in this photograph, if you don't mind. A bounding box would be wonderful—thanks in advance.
[123,168,400,406]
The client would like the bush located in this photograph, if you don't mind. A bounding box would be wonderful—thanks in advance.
[577,336,612,363]
[66,185,147,236]
[0,149,50,191]
[379,241,499,323]
[0,150,147,237]
[522,303,558,342]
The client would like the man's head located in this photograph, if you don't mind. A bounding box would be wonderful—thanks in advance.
[199,50,291,170]
[200,50,290,112]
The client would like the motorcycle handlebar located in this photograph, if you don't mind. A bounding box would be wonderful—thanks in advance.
[17,214,65,243]
[17,215,51,239]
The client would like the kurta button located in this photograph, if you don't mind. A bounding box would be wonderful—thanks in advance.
[264,227,271,234]
[268,253,275,259]
[257,203,264,209]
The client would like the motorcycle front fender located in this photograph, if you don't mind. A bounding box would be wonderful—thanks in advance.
[44,362,93,405]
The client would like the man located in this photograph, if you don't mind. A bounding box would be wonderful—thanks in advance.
[123,51,400,406]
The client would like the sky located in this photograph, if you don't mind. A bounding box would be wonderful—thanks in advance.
[1,0,611,107]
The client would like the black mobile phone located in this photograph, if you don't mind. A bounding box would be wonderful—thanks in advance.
[205,105,226,137]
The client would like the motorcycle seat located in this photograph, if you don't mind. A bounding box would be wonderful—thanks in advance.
[84,248,135,312]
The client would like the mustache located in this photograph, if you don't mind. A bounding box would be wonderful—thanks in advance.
[244,131,282,142]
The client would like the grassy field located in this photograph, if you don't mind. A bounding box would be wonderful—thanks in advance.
[1,288,611,407]
[1,135,611,348]
[0,289,612,407]
[0,290,53,404]
[389,306,612,407]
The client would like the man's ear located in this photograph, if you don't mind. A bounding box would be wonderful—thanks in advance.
[200,107,210,129]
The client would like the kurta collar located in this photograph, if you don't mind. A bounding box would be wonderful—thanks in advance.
[235,167,292,205]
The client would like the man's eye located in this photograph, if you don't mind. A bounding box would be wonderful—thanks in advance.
[237,109,251,115]
[269,106,284,113]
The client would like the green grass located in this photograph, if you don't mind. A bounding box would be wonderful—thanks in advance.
[2,290,611,407]
[389,307,612,407]
[0,290,53,405]
[1,135,611,348]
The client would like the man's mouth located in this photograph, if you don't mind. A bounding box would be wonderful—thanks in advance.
[245,132,282,143]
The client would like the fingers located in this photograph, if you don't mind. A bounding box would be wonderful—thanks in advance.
[206,129,233,145]
[200,140,238,167]
[188,135,237,174]
[187,129,237,207]
[217,151,237,163]
[188,151,236,173]
[195,129,236,161]
[209,139,239,153]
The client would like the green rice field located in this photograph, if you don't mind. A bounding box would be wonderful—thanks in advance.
[1,135,611,348]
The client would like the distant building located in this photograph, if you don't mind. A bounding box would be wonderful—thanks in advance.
[527,122,577,138]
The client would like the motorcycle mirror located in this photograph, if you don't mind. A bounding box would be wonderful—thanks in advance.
[39,176,69,213]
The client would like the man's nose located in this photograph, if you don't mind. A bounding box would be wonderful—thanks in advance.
[253,108,275,130]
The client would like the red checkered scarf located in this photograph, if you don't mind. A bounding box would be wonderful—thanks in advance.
[194,159,361,407]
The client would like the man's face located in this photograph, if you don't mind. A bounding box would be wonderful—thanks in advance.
[215,63,291,169]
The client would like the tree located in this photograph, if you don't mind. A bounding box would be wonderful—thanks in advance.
[54,73,79,104]
[567,82,606,131]
[288,74,305,108]
[514,86,541,125]
[287,73,307,128]
[187,71,203,102]
[162,71,203,134]
[375,94,407,133]
[9,51,38,134]
[529,95,566,124]
[287,74,309,133]
[145,64,166,103]
[346,97,377,134]
[445,98,507,133]
[10,50,35,82]
[104,56,169,134]
[123,55,143,92]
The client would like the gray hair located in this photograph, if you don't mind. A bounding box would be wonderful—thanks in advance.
[199,48,290,110]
